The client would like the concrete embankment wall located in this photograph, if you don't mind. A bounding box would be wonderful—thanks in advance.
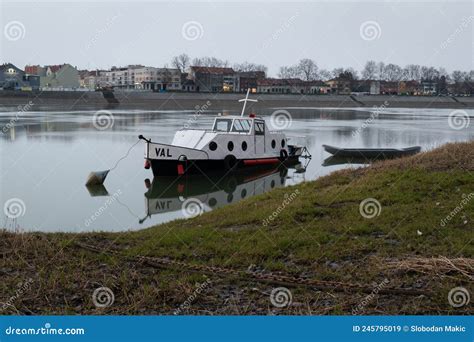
[0,90,472,111]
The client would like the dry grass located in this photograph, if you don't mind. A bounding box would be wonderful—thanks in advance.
[382,257,474,281]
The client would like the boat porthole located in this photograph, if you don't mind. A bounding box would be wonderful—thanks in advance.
[209,141,217,151]
[241,189,247,198]
[242,141,247,151]
[271,140,276,149]
[228,141,234,151]
[281,139,286,148]
[271,180,275,188]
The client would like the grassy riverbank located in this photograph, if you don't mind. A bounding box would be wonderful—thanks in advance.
[1,142,473,315]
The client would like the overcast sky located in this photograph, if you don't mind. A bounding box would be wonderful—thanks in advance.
[1,1,472,76]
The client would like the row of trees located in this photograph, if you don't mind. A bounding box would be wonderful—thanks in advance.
[171,53,473,83]
[279,59,474,83]
[171,53,267,73]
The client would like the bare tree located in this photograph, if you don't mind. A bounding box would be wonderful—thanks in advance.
[451,70,466,83]
[362,60,377,80]
[171,53,190,73]
[344,67,359,80]
[233,62,267,73]
[298,58,318,81]
[383,64,403,81]
[469,71,474,81]
[331,68,344,78]
[192,57,229,68]
[318,69,331,80]
[278,66,300,79]
[402,64,421,81]
[377,62,386,80]
[420,66,439,81]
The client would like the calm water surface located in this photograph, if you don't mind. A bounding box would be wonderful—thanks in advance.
[1,107,473,232]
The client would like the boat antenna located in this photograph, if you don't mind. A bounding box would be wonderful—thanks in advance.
[238,88,258,117]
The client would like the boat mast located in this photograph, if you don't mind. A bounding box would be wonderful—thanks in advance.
[238,88,258,117]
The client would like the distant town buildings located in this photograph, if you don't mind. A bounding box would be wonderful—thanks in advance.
[97,65,182,91]
[0,63,39,90]
[326,77,352,95]
[0,61,472,96]
[236,71,266,93]
[24,64,80,89]
[188,66,235,92]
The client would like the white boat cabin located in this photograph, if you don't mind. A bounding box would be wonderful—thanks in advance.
[164,115,288,161]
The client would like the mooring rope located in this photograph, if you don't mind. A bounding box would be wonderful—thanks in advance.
[109,139,141,172]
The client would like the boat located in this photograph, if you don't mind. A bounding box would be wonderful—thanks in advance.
[139,90,309,176]
[322,144,421,159]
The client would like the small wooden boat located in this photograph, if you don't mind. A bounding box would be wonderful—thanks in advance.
[322,144,421,159]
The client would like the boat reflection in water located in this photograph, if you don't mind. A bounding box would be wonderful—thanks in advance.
[140,166,291,224]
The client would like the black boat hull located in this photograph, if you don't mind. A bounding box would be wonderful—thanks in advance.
[322,145,421,159]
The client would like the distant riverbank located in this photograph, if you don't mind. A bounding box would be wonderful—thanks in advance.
[0,90,473,111]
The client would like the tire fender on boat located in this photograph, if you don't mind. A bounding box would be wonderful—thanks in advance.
[280,149,289,160]
[224,155,238,171]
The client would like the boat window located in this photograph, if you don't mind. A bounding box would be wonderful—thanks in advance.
[240,120,252,131]
[213,119,232,132]
[231,119,252,133]
[255,121,265,135]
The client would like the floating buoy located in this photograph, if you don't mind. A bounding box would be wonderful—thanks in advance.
[85,170,110,186]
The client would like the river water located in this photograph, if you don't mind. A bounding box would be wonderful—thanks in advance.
[1,107,472,232]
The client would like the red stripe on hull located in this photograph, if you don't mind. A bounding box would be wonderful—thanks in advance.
[243,158,280,166]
